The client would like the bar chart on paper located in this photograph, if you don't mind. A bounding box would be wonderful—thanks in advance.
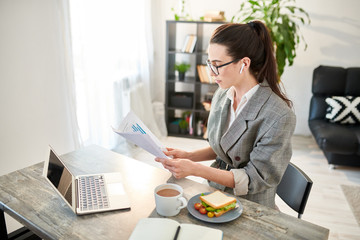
[132,124,146,134]
[112,111,168,159]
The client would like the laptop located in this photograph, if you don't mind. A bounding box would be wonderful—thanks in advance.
[43,146,131,215]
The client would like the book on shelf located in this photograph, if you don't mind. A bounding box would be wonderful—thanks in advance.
[197,65,213,84]
[197,65,205,83]
[129,218,223,240]
[182,34,197,53]
[185,35,193,52]
[188,35,197,52]
[181,35,190,52]
[189,112,194,135]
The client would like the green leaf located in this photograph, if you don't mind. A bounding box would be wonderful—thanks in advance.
[201,200,208,207]
[276,46,286,77]
[285,6,295,14]
[224,202,237,211]
[206,207,216,212]
[243,16,256,23]
[174,62,190,73]
[249,0,261,7]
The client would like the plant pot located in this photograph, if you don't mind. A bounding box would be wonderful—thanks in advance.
[180,128,187,134]
[178,72,185,81]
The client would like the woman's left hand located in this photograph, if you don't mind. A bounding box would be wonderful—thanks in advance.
[155,157,196,179]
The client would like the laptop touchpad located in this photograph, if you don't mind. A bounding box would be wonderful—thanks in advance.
[107,183,126,195]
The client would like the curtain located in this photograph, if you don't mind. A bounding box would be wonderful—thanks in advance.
[68,0,161,149]
[56,0,82,149]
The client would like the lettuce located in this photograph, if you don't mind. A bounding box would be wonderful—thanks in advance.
[201,201,208,207]
[202,201,237,212]
[223,202,236,211]
[205,206,216,212]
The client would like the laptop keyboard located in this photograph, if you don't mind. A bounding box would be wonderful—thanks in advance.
[78,175,109,211]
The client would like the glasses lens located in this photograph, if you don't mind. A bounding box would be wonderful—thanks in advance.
[206,60,218,75]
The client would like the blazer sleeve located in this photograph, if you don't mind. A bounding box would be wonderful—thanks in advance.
[238,110,296,194]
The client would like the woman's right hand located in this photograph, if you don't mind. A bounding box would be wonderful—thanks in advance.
[163,147,191,160]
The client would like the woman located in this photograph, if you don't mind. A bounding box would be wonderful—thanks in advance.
[156,21,296,209]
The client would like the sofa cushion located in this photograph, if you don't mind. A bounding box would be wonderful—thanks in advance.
[345,68,360,95]
[325,96,360,124]
[308,120,360,154]
[312,66,346,95]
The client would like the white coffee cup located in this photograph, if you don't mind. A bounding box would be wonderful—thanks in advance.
[154,183,187,217]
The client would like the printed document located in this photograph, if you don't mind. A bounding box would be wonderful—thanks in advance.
[112,111,168,158]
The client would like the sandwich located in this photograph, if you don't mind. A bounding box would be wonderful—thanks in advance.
[199,191,237,217]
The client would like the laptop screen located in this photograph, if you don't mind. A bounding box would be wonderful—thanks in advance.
[47,149,73,206]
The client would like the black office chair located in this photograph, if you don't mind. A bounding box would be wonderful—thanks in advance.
[276,162,313,219]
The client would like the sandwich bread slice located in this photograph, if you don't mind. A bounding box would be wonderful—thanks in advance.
[200,191,237,217]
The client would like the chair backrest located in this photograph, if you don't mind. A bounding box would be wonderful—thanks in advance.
[276,162,313,219]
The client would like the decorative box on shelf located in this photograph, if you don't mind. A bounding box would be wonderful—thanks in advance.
[168,119,180,134]
[169,92,193,108]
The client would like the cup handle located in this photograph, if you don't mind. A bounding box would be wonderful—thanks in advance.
[177,197,187,210]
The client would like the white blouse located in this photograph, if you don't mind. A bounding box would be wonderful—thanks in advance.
[226,84,260,131]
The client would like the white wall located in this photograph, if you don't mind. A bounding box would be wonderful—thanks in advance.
[151,0,360,135]
[0,0,77,231]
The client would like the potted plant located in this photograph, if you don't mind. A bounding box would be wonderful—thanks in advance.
[231,0,310,77]
[174,62,191,81]
[179,119,189,134]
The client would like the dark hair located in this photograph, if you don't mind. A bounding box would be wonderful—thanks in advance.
[210,21,292,108]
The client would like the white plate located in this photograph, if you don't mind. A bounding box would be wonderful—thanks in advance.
[187,192,243,223]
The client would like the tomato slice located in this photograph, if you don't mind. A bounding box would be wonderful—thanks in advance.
[194,203,202,210]
[199,207,207,215]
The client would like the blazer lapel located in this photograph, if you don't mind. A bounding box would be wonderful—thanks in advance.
[220,84,272,154]
[207,93,231,163]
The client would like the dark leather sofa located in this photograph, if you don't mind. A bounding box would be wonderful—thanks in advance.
[309,65,360,168]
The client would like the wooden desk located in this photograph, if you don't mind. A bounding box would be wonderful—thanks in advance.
[0,145,329,239]
[154,177,330,240]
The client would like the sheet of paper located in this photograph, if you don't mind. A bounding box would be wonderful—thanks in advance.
[129,218,223,240]
[112,111,168,159]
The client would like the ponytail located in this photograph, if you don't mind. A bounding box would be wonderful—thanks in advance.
[210,21,292,108]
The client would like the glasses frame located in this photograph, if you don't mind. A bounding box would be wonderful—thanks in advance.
[206,59,240,76]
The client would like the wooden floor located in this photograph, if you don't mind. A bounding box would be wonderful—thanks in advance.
[121,135,360,240]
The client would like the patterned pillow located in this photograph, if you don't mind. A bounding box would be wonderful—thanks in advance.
[325,96,360,124]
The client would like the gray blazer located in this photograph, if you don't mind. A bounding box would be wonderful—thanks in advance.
[207,81,296,208]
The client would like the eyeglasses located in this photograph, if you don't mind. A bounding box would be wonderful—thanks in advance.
[206,59,240,76]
